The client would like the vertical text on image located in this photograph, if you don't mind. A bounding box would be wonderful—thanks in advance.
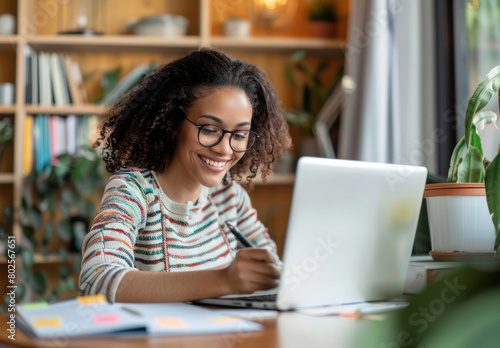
[7,235,17,341]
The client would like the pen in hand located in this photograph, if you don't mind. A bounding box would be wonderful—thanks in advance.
[226,222,254,248]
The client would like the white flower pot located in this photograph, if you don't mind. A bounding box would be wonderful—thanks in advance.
[425,183,495,253]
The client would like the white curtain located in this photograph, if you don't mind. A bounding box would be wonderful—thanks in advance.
[339,0,438,173]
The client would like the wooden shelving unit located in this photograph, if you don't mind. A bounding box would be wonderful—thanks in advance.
[1,0,346,265]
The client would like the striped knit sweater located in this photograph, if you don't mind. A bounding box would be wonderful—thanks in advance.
[79,168,279,302]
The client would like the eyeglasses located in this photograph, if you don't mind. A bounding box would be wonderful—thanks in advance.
[184,117,260,152]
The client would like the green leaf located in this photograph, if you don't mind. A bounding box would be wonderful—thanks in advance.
[22,226,35,242]
[101,66,123,99]
[39,193,55,212]
[72,157,93,181]
[16,283,26,301]
[32,270,48,295]
[77,200,96,220]
[61,187,80,206]
[447,136,466,182]
[464,65,500,149]
[56,220,72,242]
[2,205,13,224]
[474,110,498,131]
[59,248,68,261]
[72,254,83,274]
[43,223,54,246]
[59,199,71,219]
[57,279,67,294]
[66,277,76,290]
[485,151,500,252]
[21,249,34,268]
[315,60,329,77]
[73,220,88,252]
[285,62,296,86]
[291,50,305,62]
[59,265,71,278]
[458,145,484,182]
[29,206,43,229]
[296,62,310,75]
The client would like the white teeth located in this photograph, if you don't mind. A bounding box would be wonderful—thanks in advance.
[202,157,224,168]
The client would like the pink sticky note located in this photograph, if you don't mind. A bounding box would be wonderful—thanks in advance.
[94,313,121,324]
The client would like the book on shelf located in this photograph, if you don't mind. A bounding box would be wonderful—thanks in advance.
[50,53,67,106]
[64,56,82,105]
[68,57,88,104]
[24,49,86,106]
[38,52,53,106]
[23,115,33,176]
[16,295,261,339]
[403,256,460,294]
[31,49,39,105]
[24,46,32,104]
[57,54,72,104]
[27,114,100,173]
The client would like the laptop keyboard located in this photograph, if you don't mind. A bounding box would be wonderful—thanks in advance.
[224,293,277,302]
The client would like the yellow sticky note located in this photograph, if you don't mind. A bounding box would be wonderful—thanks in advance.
[210,316,240,323]
[77,294,107,305]
[155,317,186,329]
[34,318,63,328]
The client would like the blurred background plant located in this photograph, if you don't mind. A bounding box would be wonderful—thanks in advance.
[0,118,14,167]
[284,50,343,137]
[0,145,107,309]
[307,0,337,22]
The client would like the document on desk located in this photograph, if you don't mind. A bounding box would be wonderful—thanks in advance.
[298,301,409,317]
[16,295,262,338]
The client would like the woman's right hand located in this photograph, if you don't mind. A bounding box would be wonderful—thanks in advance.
[223,248,281,294]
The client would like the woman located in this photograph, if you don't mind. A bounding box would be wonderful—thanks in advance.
[79,48,292,303]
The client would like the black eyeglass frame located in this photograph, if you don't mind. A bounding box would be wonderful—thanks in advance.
[183,117,260,152]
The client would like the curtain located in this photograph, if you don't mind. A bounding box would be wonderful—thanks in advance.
[339,0,438,173]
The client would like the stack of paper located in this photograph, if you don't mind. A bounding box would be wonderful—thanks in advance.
[16,295,262,339]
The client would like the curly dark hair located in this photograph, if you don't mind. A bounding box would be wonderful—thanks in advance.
[95,48,292,187]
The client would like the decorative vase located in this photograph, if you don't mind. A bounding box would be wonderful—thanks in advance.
[424,183,495,255]
[308,21,336,38]
[224,18,251,38]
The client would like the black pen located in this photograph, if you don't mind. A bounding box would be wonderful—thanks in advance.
[226,222,254,248]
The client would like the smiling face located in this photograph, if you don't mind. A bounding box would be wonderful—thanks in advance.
[166,87,253,194]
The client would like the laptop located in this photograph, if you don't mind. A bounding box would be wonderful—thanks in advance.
[197,157,428,310]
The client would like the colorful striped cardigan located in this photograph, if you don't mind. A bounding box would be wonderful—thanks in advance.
[79,168,279,302]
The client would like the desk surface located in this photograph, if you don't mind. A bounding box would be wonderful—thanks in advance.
[0,309,379,348]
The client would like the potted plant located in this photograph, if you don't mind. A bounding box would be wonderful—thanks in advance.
[0,117,13,169]
[307,0,337,38]
[284,50,343,156]
[424,65,500,259]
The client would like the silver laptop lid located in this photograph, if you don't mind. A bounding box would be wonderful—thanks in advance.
[277,157,427,310]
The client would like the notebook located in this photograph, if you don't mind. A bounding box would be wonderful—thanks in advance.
[16,295,262,338]
[196,157,428,310]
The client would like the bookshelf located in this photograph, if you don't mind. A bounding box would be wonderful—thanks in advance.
[1,0,347,265]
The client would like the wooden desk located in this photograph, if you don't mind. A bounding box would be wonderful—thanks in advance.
[0,310,377,348]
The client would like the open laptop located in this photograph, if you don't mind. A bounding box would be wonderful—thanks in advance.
[197,157,427,310]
